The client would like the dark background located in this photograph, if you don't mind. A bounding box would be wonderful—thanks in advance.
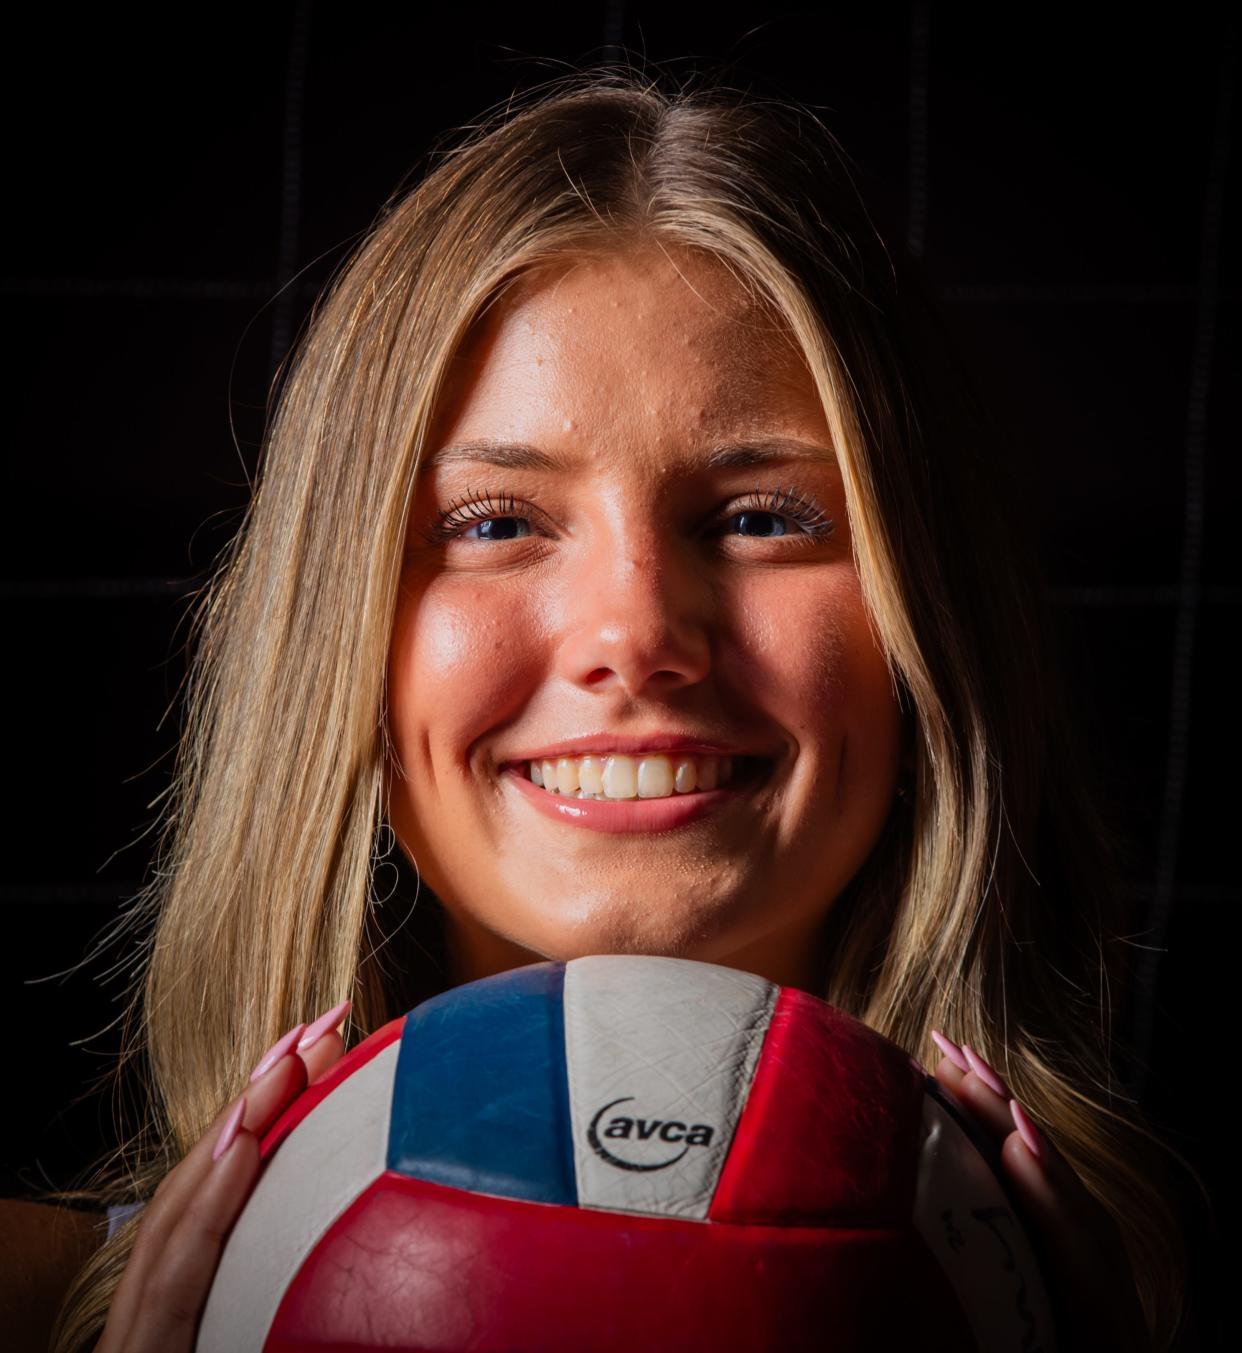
[2,3,1234,1347]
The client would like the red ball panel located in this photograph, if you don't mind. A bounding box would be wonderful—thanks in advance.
[265,1170,977,1353]
[711,987,927,1227]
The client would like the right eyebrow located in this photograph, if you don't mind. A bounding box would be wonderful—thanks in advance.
[424,435,836,473]
[423,439,564,472]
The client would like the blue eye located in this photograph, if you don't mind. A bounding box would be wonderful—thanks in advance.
[720,487,834,541]
[425,485,834,547]
[461,516,531,542]
[423,491,533,546]
[736,508,800,535]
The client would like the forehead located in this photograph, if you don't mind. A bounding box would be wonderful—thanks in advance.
[430,248,826,448]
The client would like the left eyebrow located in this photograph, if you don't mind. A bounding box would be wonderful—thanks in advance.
[424,435,836,472]
[701,437,837,469]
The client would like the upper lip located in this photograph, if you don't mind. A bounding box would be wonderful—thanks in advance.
[499,733,774,765]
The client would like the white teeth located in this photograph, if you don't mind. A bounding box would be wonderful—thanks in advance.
[525,751,745,800]
[556,756,580,794]
[637,756,675,798]
[579,756,604,794]
[602,754,638,799]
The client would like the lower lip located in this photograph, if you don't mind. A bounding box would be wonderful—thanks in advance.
[503,767,742,834]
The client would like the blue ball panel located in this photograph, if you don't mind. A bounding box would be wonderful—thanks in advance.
[386,960,577,1206]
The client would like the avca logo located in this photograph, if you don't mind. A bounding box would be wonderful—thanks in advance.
[586,1096,716,1172]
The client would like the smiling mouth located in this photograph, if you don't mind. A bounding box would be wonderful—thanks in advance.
[501,752,774,801]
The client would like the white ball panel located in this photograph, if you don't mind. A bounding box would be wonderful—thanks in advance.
[196,1039,401,1353]
[912,1092,1058,1352]
[563,954,777,1220]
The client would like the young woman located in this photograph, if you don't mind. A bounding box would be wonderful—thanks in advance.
[10,67,1196,1351]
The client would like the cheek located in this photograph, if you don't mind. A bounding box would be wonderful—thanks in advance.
[388,579,540,772]
[727,568,880,732]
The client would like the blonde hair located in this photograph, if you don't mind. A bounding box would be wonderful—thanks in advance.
[54,64,1201,1350]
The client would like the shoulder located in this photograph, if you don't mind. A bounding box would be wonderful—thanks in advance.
[0,1198,103,1351]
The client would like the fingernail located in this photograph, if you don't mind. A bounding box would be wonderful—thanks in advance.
[213,1097,247,1162]
[297,999,352,1053]
[1009,1097,1044,1163]
[930,1029,970,1072]
[961,1043,1011,1098]
[249,1024,307,1083]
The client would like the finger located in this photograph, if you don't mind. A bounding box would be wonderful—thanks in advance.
[101,1014,345,1346]
[126,1128,261,1353]
[107,1052,308,1337]
[998,1129,1149,1352]
[928,1036,1150,1353]
[298,1026,346,1085]
[933,1053,1015,1142]
[101,1092,245,1344]
[294,999,352,1084]
[129,1053,305,1259]
[245,1047,310,1134]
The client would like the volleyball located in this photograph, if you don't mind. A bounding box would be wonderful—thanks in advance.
[197,955,1058,1351]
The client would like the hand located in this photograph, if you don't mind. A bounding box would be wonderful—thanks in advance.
[929,1030,1151,1353]
[96,1001,351,1353]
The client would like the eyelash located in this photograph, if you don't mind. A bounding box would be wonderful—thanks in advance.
[421,485,835,546]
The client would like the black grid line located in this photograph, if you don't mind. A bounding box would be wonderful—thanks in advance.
[1049,586,1240,606]
[268,0,312,384]
[1,884,142,905]
[1131,24,1236,1100]
[941,283,1215,303]
[0,20,1229,1296]
[0,278,272,299]
[3,22,1233,1066]
[0,579,204,599]
[907,0,929,260]
[602,0,626,62]
[1132,884,1240,906]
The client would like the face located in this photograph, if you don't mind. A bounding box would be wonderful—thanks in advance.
[385,246,903,994]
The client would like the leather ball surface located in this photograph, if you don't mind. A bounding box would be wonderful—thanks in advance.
[197,954,1057,1352]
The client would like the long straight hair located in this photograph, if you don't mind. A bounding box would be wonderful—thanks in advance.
[55,66,1198,1350]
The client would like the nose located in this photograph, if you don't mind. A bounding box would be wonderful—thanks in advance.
[554,528,713,698]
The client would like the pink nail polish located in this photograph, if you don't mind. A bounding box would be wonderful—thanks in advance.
[213,1097,247,1162]
[1009,1097,1044,1162]
[249,1024,307,1083]
[297,999,352,1053]
[961,1044,1011,1098]
[930,1029,970,1073]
